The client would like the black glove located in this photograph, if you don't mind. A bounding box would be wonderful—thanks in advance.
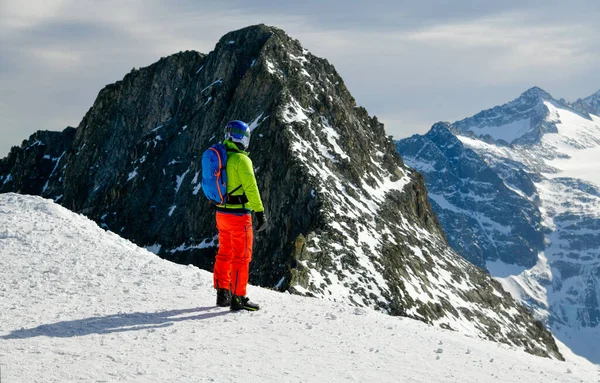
[255,211,267,232]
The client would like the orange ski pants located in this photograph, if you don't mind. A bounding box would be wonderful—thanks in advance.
[213,211,253,297]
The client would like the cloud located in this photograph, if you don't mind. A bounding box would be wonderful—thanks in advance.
[402,13,599,76]
[0,0,69,31]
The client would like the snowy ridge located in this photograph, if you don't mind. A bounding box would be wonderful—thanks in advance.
[2,193,599,382]
[279,67,410,304]
[457,102,600,362]
[265,50,561,357]
[397,89,600,364]
[453,87,555,144]
[583,89,600,113]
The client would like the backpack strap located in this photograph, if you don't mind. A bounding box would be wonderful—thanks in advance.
[222,146,248,205]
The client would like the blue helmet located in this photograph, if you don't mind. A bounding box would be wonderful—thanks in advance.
[224,120,250,150]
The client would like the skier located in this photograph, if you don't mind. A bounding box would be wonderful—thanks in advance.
[213,120,267,311]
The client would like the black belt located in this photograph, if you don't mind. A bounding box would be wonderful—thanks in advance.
[226,194,248,204]
[216,207,251,214]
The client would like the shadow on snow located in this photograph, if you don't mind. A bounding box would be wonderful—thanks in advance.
[1,307,229,339]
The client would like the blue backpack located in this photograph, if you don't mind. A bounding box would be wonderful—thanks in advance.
[201,143,241,204]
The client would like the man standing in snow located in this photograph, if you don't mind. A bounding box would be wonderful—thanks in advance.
[213,120,267,311]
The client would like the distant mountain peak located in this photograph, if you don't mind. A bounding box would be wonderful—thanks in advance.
[452,87,556,144]
[504,86,555,114]
[426,122,458,141]
[582,89,600,114]
[562,88,600,118]
[518,86,554,102]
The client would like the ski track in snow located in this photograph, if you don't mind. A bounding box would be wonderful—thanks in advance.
[0,194,599,383]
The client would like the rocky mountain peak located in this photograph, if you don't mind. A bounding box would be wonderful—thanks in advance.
[518,86,554,103]
[426,121,453,136]
[217,23,276,44]
[451,87,561,145]
[422,122,469,150]
[215,24,304,58]
[582,88,600,113]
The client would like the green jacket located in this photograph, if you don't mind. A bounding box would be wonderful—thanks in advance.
[219,140,264,212]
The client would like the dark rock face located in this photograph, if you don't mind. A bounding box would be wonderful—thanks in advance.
[397,86,600,363]
[0,128,76,196]
[0,25,562,359]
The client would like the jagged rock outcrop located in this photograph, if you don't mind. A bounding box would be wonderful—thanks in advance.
[0,128,76,196]
[0,25,562,359]
[581,89,600,114]
[397,86,600,363]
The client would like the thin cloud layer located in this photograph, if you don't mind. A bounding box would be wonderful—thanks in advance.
[0,1,599,157]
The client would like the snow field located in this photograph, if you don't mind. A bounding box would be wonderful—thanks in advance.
[1,193,599,382]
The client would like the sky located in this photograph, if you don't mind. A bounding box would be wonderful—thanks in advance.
[1,0,600,157]
[2,192,599,381]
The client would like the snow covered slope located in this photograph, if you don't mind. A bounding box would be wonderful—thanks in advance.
[461,100,600,363]
[397,87,600,364]
[1,193,598,382]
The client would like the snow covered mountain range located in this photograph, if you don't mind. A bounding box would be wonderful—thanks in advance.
[396,86,600,363]
[3,194,599,382]
[0,25,562,358]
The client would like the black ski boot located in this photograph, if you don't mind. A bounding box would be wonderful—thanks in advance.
[230,295,260,311]
[216,288,232,307]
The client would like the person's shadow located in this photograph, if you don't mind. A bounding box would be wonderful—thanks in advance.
[1,307,228,339]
